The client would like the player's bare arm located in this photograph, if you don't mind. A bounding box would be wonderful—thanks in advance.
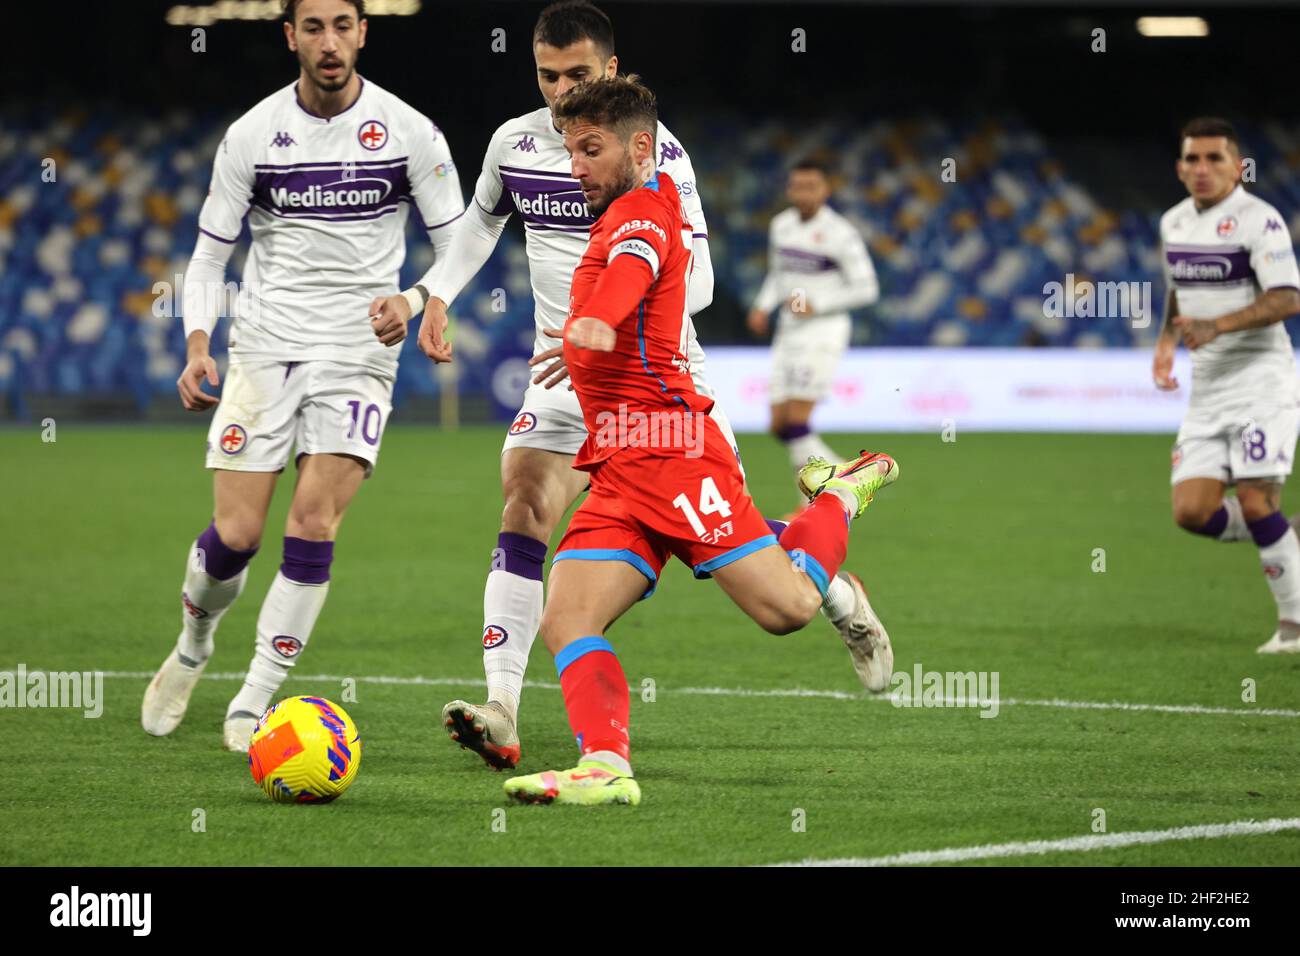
[177,330,220,411]
[1172,287,1300,350]
[1153,289,1180,390]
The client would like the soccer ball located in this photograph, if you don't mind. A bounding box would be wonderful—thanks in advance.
[247,696,362,803]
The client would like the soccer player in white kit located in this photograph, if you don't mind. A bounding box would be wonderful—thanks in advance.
[1153,118,1300,654]
[746,157,880,484]
[141,0,465,750]
[415,1,892,770]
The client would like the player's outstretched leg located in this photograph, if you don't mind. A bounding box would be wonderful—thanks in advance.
[763,515,893,691]
[796,450,899,688]
[503,559,647,806]
[441,447,588,770]
[713,452,898,649]
[223,454,363,751]
[142,470,273,737]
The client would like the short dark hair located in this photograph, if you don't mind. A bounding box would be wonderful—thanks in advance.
[552,74,657,146]
[790,156,833,178]
[282,0,366,24]
[534,1,616,59]
[1179,117,1239,153]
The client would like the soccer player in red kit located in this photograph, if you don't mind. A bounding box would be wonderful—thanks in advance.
[502,76,899,806]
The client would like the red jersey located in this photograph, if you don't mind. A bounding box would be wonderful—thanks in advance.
[564,171,714,471]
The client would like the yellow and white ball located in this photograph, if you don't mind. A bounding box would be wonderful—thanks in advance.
[248,696,361,803]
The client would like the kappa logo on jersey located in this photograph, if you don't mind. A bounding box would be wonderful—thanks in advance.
[219,424,247,455]
[270,131,297,148]
[272,635,304,658]
[1266,218,1284,232]
[1216,215,1238,238]
[658,141,684,166]
[513,135,538,153]
[509,411,538,434]
[482,625,509,649]
[182,591,209,620]
[358,120,388,151]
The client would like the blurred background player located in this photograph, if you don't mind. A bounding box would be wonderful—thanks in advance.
[502,75,899,806]
[747,157,880,494]
[140,0,465,749]
[1154,117,1300,654]
[413,1,738,769]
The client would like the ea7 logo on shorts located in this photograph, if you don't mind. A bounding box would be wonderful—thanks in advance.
[509,412,538,435]
[358,120,388,151]
[482,625,508,649]
[219,424,247,455]
[1264,565,1285,580]
[272,635,303,658]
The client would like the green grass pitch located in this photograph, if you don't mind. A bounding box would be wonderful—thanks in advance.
[1,424,1298,866]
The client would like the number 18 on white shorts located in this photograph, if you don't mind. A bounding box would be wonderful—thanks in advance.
[1171,405,1300,486]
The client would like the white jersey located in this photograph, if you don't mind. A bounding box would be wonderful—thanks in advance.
[471,106,709,360]
[196,77,465,375]
[1161,185,1300,411]
[753,204,879,334]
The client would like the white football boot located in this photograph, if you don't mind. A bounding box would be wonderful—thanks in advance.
[826,571,894,692]
[222,713,259,752]
[141,647,208,736]
[1257,620,1300,655]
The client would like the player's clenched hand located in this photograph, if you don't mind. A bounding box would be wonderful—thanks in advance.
[746,308,769,337]
[418,296,454,363]
[529,327,571,389]
[1152,337,1179,391]
[1171,315,1218,351]
[368,294,411,348]
[177,352,220,412]
[566,316,616,352]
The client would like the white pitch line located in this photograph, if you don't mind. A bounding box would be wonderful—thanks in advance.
[70,670,1300,719]
[773,817,1300,867]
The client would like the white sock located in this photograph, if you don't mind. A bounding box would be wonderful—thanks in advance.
[785,432,845,470]
[1259,527,1300,622]
[1218,496,1250,542]
[822,573,856,624]
[482,569,542,720]
[581,749,632,776]
[226,571,329,719]
[177,542,248,664]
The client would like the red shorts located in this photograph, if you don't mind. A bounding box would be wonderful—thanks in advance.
[554,417,777,598]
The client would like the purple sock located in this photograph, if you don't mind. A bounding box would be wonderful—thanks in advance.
[1248,512,1290,548]
[196,522,258,581]
[494,532,547,581]
[776,423,811,443]
[281,537,334,584]
[1195,506,1230,538]
[765,518,789,540]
